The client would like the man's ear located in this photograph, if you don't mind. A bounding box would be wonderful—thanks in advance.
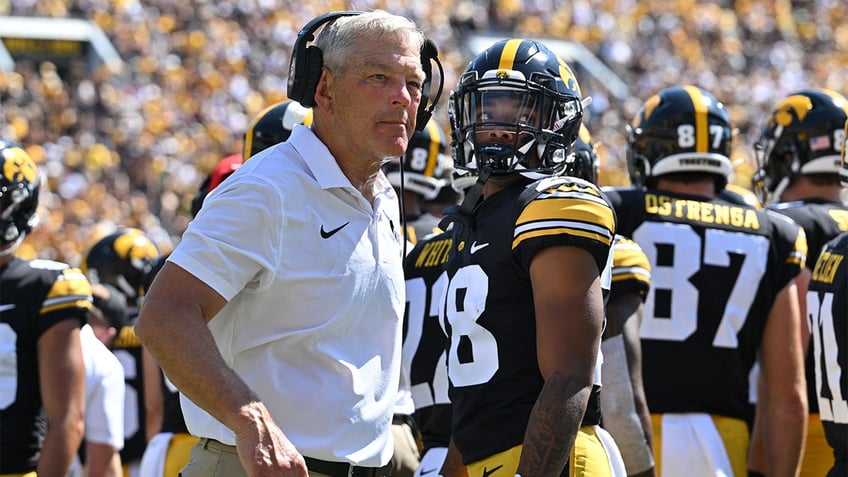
[312,67,333,110]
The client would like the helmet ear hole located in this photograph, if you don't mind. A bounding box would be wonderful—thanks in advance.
[628,155,650,188]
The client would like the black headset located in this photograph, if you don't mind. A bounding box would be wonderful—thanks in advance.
[287,10,443,132]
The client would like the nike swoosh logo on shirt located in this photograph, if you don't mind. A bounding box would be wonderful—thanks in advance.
[0,304,15,312]
[469,241,490,254]
[320,222,350,239]
[482,464,503,477]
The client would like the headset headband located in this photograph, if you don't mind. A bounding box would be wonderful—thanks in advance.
[287,11,443,132]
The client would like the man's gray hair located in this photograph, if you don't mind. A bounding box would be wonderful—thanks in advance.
[314,10,425,76]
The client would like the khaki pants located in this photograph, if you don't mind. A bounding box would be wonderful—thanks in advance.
[178,438,357,477]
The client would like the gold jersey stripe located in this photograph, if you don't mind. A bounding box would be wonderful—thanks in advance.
[517,196,615,234]
[611,268,652,285]
[41,298,92,315]
[514,226,612,250]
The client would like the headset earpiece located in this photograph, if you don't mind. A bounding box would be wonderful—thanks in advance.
[288,11,444,129]
[287,11,363,107]
[416,39,444,132]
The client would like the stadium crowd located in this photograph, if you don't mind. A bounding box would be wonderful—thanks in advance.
[1,0,847,266]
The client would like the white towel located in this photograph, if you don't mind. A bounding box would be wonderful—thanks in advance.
[139,432,175,477]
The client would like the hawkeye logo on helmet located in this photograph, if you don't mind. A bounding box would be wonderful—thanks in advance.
[773,95,813,126]
[495,70,510,79]
[2,147,37,184]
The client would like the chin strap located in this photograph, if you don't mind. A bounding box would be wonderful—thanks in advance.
[438,166,491,249]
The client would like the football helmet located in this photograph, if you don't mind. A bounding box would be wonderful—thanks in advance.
[841,118,848,187]
[243,99,312,159]
[753,88,848,202]
[449,38,584,180]
[190,153,243,218]
[0,140,40,253]
[565,123,600,184]
[626,85,733,188]
[382,118,452,200]
[83,228,161,305]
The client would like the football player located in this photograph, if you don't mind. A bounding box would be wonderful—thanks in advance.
[0,140,91,474]
[800,116,848,477]
[83,227,163,477]
[383,117,454,245]
[750,88,848,477]
[190,99,312,217]
[385,118,454,477]
[602,85,808,476]
[71,291,127,477]
[569,126,656,477]
[439,39,618,476]
[806,229,847,477]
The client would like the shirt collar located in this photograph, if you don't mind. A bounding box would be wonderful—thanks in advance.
[289,125,352,190]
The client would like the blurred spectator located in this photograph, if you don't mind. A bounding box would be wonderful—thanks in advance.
[0,0,844,266]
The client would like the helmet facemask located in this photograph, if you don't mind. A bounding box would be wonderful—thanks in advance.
[450,68,582,180]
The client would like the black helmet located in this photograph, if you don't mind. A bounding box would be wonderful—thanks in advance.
[242,100,312,159]
[449,39,584,180]
[83,228,161,305]
[566,123,600,184]
[627,85,733,189]
[0,140,40,252]
[382,118,452,200]
[841,118,848,188]
[753,88,848,202]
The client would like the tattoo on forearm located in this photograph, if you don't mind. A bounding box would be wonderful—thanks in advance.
[518,372,588,476]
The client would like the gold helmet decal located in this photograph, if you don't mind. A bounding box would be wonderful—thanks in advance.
[773,94,813,127]
[635,94,661,129]
[113,230,159,264]
[2,146,37,184]
[556,56,581,97]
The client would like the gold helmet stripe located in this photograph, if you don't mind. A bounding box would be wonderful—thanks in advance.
[424,120,441,177]
[683,85,709,153]
[243,101,280,161]
[497,39,523,70]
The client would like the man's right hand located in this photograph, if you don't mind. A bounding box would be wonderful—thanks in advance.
[233,401,309,477]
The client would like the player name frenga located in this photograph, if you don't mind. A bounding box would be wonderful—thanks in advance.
[644,193,761,230]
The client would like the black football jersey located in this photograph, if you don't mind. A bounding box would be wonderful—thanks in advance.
[0,257,91,473]
[603,187,807,421]
[807,231,847,461]
[403,229,453,452]
[443,177,615,464]
[160,371,189,434]
[770,199,848,414]
[111,317,149,463]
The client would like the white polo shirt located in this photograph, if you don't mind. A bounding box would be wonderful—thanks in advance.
[80,324,125,448]
[169,125,406,466]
